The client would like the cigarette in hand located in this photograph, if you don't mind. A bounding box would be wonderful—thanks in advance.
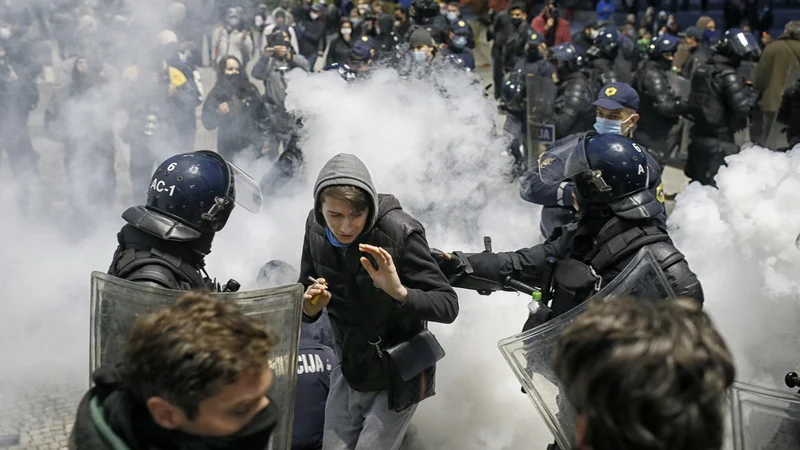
[308,276,328,305]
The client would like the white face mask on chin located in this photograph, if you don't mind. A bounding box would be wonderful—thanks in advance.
[310,12,319,20]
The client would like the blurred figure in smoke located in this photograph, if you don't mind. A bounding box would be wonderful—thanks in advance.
[50,0,81,59]
[300,153,458,450]
[262,10,300,54]
[45,55,117,222]
[686,28,759,186]
[0,15,41,212]
[108,150,262,290]
[120,32,201,198]
[403,27,439,72]
[202,56,269,162]
[296,3,327,70]
[69,293,281,450]
[553,297,734,450]
[212,7,254,67]
[253,29,310,196]
[327,17,356,66]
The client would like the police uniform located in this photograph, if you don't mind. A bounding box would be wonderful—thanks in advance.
[511,31,554,79]
[440,20,476,71]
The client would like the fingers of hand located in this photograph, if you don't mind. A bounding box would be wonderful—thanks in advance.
[360,256,377,275]
[443,252,452,260]
[378,247,393,267]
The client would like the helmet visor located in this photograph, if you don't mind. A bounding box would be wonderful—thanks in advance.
[729,30,760,57]
[228,161,263,213]
[538,133,591,185]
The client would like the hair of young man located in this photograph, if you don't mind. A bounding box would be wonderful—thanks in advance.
[124,292,278,419]
[552,297,735,450]
[320,185,371,215]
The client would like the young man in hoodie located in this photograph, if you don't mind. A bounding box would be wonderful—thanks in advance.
[299,153,459,450]
[68,292,280,450]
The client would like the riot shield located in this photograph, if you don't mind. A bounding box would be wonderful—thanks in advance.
[766,66,800,150]
[667,73,691,101]
[498,248,676,449]
[526,74,557,169]
[89,272,303,450]
[729,381,800,450]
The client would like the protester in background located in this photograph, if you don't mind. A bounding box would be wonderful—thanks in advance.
[212,7,255,66]
[676,26,710,78]
[572,21,599,53]
[263,10,300,54]
[753,20,800,146]
[202,56,267,162]
[596,0,614,23]
[502,2,532,72]
[296,3,327,70]
[531,0,571,47]
[327,18,355,66]
[696,15,716,43]
[553,297,734,450]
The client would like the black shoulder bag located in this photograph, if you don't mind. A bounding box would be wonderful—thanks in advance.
[351,282,446,413]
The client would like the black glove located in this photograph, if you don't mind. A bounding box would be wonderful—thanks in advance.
[430,248,466,278]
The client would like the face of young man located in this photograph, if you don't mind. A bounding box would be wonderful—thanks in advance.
[322,196,369,244]
[179,367,274,437]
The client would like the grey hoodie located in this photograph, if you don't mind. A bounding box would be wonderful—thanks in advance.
[313,153,380,231]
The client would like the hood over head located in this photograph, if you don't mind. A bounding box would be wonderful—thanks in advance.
[313,153,380,232]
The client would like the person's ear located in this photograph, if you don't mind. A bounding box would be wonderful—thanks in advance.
[146,397,186,430]
[629,113,640,125]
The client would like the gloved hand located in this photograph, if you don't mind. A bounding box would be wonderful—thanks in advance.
[430,248,466,278]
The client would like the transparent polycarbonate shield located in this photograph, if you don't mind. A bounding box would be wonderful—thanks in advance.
[537,133,587,185]
[228,160,264,213]
[667,72,691,101]
[498,248,676,449]
[526,74,558,166]
[90,272,303,450]
[729,381,800,450]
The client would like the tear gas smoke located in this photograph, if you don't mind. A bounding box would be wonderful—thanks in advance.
[669,146,800,389]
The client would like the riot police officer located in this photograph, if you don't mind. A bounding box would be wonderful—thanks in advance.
[521,83,667,240]
[434,133,703,321]
[632,34,688,164]
[686,28,759,186]
[584,27,623,93]
[511,31,554,79]
[500,70,528,177]
[108,151,263,290]
[550,43,594,140]
[441,19,475,70]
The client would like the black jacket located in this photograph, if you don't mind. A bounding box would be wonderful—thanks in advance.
[585,56,619,94]
[689,53,756,140]
[297,16,327,57]
[201,76,267,159]
[300,195,458,392]
[502,22,531,71]
[682,44,711,79]
[632,60,688,142]
[442,215,703,321]
[779,77,800,147]
[552,71,595,139]
[326,35,353,66]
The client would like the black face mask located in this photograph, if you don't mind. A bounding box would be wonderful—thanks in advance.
[511,17,523,27]
[145,398,280,450]
[526,47,541,61]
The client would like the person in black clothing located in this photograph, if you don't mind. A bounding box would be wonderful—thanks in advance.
[300,153,458,450]
[327,17,355,66]
[371,13,401,57]
[686,28,759,186]
[572,20,600,54]
[292,332,338,450]
[69,293,281,450]
[434,132,702,327]
[202,56,268,162]
[107,151,262,291]
[297,3,327,70]
[680,26,711,78]
[441,19,476,70]
[585,27,622,93]
[778,76,800,149]
[512,30,554,78]
[395,7,413,42]
[407,0,449,46]
[489,8,513,99]
[632,34,688,164]
[502,2,533,73]
[550,43,595,140]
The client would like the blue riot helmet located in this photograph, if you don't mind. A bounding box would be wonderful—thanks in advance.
[592,27,620,60]
[538,132,662,219]
[144,151,262,235]
[716,28,761,64]
[549,43,584,78]
[501,70,526,114]
[648,34,680,70]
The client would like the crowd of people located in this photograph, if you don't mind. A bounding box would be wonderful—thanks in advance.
[1,0,800,449]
